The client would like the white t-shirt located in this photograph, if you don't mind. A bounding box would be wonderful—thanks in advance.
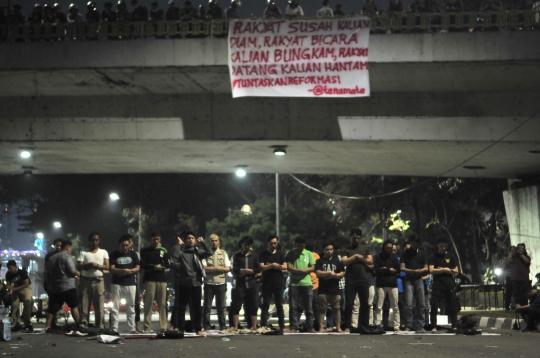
[78,249,109,277]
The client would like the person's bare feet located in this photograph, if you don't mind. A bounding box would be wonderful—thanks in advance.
[431,328,437,333]
[343,328,350,333]
[337,329,344,333]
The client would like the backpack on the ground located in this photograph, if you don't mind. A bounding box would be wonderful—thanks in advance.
[456,314,480,335]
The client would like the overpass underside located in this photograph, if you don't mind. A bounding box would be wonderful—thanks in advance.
[0,31,539,178]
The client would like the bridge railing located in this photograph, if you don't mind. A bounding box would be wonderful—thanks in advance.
[0,11,537,42]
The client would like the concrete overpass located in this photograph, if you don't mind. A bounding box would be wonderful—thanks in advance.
[0,30,539,178]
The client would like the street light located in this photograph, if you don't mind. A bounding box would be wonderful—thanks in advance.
[109,193,120,201]
[53,221,62,228]
[20,150,32,159]
[235,168,247,177]
[36,232,44,239]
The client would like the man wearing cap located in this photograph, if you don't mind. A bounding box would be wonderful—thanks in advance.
[140,232,170,333]
[202,234,230,331]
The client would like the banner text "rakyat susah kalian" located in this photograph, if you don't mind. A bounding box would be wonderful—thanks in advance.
[228,18,371,98]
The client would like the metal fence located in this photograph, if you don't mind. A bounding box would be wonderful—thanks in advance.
[0,11,537,42]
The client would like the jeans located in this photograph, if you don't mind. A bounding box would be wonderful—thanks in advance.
[403,279,425,329]
[203,284,227,330]
[430,288,457,328]
[375,287,400,330]
[289,285,313,331]
[110,284,136,332]
[174,284,202,333]
[260,285,285,329]
[344,280,369,329]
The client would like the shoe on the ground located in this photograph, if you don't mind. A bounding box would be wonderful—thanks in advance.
[22,324,34,333]
[356,325,371,335]
[415,328,426,334]
[65,330,89,337]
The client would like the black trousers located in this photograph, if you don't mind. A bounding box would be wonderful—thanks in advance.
[430,288,457,328]
[202,284,227,330]
[520,306,540,330]
[260,284,285,329]
[344,280,369,329]
[512,280,529,306]
[504,276,513,309]
[174,285,202,332]
[230,285,258,317]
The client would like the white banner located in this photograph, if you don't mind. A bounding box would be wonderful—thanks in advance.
[228,18,371,98]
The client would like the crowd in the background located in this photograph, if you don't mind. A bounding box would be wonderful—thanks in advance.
[3,228,538,337]
[1,0,539,26]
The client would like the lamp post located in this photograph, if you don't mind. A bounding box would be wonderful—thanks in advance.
[276,173,280,238]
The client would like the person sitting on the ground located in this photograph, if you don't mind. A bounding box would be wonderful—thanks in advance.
[516,286,540,332]
[263,0,282,18]
[317,0,334,17]
[315,242,345,333]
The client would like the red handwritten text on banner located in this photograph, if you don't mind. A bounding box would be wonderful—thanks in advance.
[228,18,370,98]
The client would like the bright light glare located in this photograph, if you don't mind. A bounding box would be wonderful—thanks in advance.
[397,210,402,214]
[109,193,120,201]
[53,221,62,228]
[494,268,502,276]
[120,299,126,305]
[36,232,44,239]
[20,150,31,158]
[235,168,246,177]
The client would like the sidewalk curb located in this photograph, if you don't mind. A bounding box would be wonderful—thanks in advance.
[458,315,523,330]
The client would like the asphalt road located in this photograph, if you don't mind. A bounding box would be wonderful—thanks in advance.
[3,329,537,358]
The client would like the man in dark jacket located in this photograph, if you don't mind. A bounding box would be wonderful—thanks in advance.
[140,232,170,333]
[230,236,261,331]
[374,239,401,331]
[170,231,212,335]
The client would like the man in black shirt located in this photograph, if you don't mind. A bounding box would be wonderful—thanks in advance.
[110,235,140,333]
[516,286,540,332]
[140,232,170,333]
[230,236,261,331]
[5,260,33,332]
[400,234,428,332]
[374,239,401,331]
[341,228,372,333]
[259,235,286,330]
[315,242,345,333]
[428,237,458,332]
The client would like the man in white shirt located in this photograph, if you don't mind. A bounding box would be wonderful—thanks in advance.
[77,231,109,330]
[316,0,334,18]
